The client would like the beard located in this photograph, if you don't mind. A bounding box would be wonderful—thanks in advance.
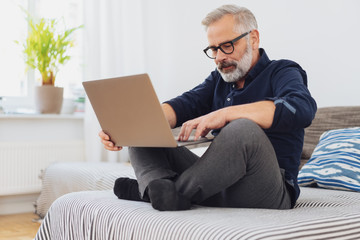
[217,42,253,83]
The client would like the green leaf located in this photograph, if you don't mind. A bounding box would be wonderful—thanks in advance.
[17,10,83,85]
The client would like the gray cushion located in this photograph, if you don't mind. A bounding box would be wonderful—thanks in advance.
[301,106,360,165]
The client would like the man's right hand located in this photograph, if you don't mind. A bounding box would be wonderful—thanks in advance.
[99,131,123,151]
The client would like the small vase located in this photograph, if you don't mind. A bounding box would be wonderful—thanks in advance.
[35,86,64,114]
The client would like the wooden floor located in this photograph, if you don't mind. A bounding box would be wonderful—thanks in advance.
[0,213,41,240]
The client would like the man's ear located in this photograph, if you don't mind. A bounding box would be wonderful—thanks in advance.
[250,29,260,50]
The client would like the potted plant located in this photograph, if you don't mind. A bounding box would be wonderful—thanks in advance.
[19,14,82,113]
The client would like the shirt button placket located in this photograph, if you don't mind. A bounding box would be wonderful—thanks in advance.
[225,97,232,106]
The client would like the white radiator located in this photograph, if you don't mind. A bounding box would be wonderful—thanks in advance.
[0,140,85,195]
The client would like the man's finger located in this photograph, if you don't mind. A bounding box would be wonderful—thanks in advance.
[185,120,200,141]
[105,145,122,151]
[194,123,207,141]
[99,131,110,140]
[179,121,194,141]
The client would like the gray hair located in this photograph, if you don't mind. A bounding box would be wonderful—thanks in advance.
[202,5,258,34]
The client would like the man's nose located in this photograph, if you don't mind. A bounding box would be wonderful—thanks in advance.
[215,49,227,63]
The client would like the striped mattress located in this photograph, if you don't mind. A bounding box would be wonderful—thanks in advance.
[35,186,360,239]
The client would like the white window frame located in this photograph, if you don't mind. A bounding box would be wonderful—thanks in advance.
[1,0,83,113]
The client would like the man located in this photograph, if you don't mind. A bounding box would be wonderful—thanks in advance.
[99,5,317,211]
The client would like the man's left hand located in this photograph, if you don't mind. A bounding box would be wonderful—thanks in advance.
[178,108,228,141]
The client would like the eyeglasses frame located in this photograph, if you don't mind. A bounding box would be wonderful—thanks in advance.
[203,30,252,59]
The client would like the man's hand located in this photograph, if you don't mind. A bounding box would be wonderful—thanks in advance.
[178,108,228,141]
[99,131,123,151]
[177,101,276,142]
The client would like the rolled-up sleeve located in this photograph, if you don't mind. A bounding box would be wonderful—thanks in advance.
[266,67,317,131]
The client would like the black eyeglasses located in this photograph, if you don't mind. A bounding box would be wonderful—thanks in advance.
[203,31,251,59]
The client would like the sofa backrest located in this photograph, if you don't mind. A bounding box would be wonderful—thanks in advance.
[301,106,360,165]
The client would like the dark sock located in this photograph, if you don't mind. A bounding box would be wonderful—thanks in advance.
[113,177,147,202]
[147,179,191,211]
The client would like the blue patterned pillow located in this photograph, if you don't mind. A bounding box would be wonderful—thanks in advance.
[298,127,360,192]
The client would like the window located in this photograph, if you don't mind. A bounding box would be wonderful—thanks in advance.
[0,0,83,111]
[0,0,28,97]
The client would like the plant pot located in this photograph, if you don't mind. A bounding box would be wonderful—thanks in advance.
[35,86,64,114]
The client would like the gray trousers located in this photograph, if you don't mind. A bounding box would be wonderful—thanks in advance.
[129,119,292,209]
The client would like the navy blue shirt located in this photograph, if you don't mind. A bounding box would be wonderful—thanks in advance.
[165,48,317,205]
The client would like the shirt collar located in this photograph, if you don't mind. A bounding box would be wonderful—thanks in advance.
[244,48,270,86]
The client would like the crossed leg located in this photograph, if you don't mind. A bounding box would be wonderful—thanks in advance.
[127,119,291,210]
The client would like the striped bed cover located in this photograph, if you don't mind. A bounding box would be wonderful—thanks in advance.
[35,187,360,239]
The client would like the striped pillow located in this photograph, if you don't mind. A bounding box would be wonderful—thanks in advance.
[298,127,360,192]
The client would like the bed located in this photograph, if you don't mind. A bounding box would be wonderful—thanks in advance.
[35,186,360,239]
[34,106,360,239]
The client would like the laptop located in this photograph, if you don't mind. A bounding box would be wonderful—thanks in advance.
[82,73,213,148]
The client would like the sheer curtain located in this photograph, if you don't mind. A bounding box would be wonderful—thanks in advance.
[83,0,145,162]
[82,0,214,162]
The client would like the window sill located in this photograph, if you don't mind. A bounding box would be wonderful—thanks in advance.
[0,112,84,142]
[0,97,84,116]
[0,112,84,120]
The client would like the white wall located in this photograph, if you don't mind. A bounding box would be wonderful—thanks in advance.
[138,0,360,108]
[82,0,359,162]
